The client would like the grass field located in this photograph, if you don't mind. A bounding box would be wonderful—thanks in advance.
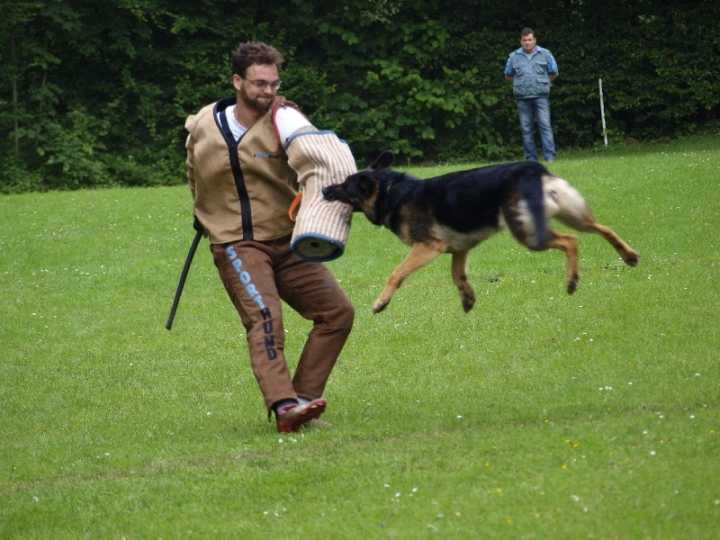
[1,135,719,539]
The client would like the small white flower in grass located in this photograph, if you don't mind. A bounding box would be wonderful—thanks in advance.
[457,415,463,419]
[278,438,284,444]
[690,415,695,419]
[650,451,656,456]
[206,411,212,416]
[384,483,390,488]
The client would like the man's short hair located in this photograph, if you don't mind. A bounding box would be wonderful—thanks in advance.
[520,27,535,38]
[232,42,285,78]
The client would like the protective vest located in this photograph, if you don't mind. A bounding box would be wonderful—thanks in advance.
[510,49,552,99]
[185,96,299,244]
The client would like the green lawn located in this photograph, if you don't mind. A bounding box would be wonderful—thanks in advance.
[1,135,718,539]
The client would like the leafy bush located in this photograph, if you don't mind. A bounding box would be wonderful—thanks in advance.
[1,0,718,191]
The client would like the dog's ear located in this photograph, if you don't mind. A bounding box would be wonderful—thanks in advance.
[371,151,394,171]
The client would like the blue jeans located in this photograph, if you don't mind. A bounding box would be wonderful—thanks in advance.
[516,97,556,161]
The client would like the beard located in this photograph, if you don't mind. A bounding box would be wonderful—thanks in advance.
[238,85,273,113]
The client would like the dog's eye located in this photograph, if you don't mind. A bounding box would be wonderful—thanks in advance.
[357,177,374,196]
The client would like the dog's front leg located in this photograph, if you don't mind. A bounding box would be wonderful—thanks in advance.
[373,241,444,313]
[451,251,475,312]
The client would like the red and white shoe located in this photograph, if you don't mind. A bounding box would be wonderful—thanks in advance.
[276,398,328,433]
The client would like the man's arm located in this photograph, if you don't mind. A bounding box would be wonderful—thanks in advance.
[503,55,515,84]
[547,50,559,82]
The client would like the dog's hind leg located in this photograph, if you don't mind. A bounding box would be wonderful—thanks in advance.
[568,218,640,267]
[540,230,580,294]
[544,177,639,266]
[451,250,476,313]
[373,240,444,313]
[502,197,579,291]
[505,204,581,294]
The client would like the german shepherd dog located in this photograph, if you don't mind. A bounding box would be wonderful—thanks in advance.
[323,151,639,314]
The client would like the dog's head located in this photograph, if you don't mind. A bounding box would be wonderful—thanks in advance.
[322,151,395,224]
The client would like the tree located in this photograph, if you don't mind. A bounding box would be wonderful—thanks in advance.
[1,0,718,192]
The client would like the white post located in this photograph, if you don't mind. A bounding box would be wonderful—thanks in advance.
[599,78,608,147]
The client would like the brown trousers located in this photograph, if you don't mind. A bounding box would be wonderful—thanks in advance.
[211,236,354,410]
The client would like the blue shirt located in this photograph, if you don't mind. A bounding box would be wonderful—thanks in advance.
[504,46,558,98]
[504,46,558,76]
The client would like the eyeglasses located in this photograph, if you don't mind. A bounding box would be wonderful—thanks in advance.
[243,78,282,91]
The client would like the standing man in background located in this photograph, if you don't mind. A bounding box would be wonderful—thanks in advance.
[504,27,559,162]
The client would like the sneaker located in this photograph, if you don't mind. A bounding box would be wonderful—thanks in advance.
[276,398,328,433]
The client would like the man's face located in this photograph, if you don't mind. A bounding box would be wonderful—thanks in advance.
[520,33,537,54]
[234,64,280,113]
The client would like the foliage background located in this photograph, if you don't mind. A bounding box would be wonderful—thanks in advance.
[2,0,719,191]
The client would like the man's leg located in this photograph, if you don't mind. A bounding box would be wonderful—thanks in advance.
[535,97,556,161]
[211,242,297,410]
[275,250,355,401]
[516,98,539,161]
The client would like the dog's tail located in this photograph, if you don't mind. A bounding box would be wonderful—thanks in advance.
[515,162,549,249]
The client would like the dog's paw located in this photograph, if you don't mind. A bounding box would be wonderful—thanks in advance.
[624,250,640,267]
[461,293,476,313]
[566,275,579,294]
[372,298,390,314]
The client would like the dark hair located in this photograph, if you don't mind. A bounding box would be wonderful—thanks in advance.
[231,42,285,78]
[520,27,535,38]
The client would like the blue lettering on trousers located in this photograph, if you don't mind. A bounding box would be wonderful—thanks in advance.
[226,246,276,360]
